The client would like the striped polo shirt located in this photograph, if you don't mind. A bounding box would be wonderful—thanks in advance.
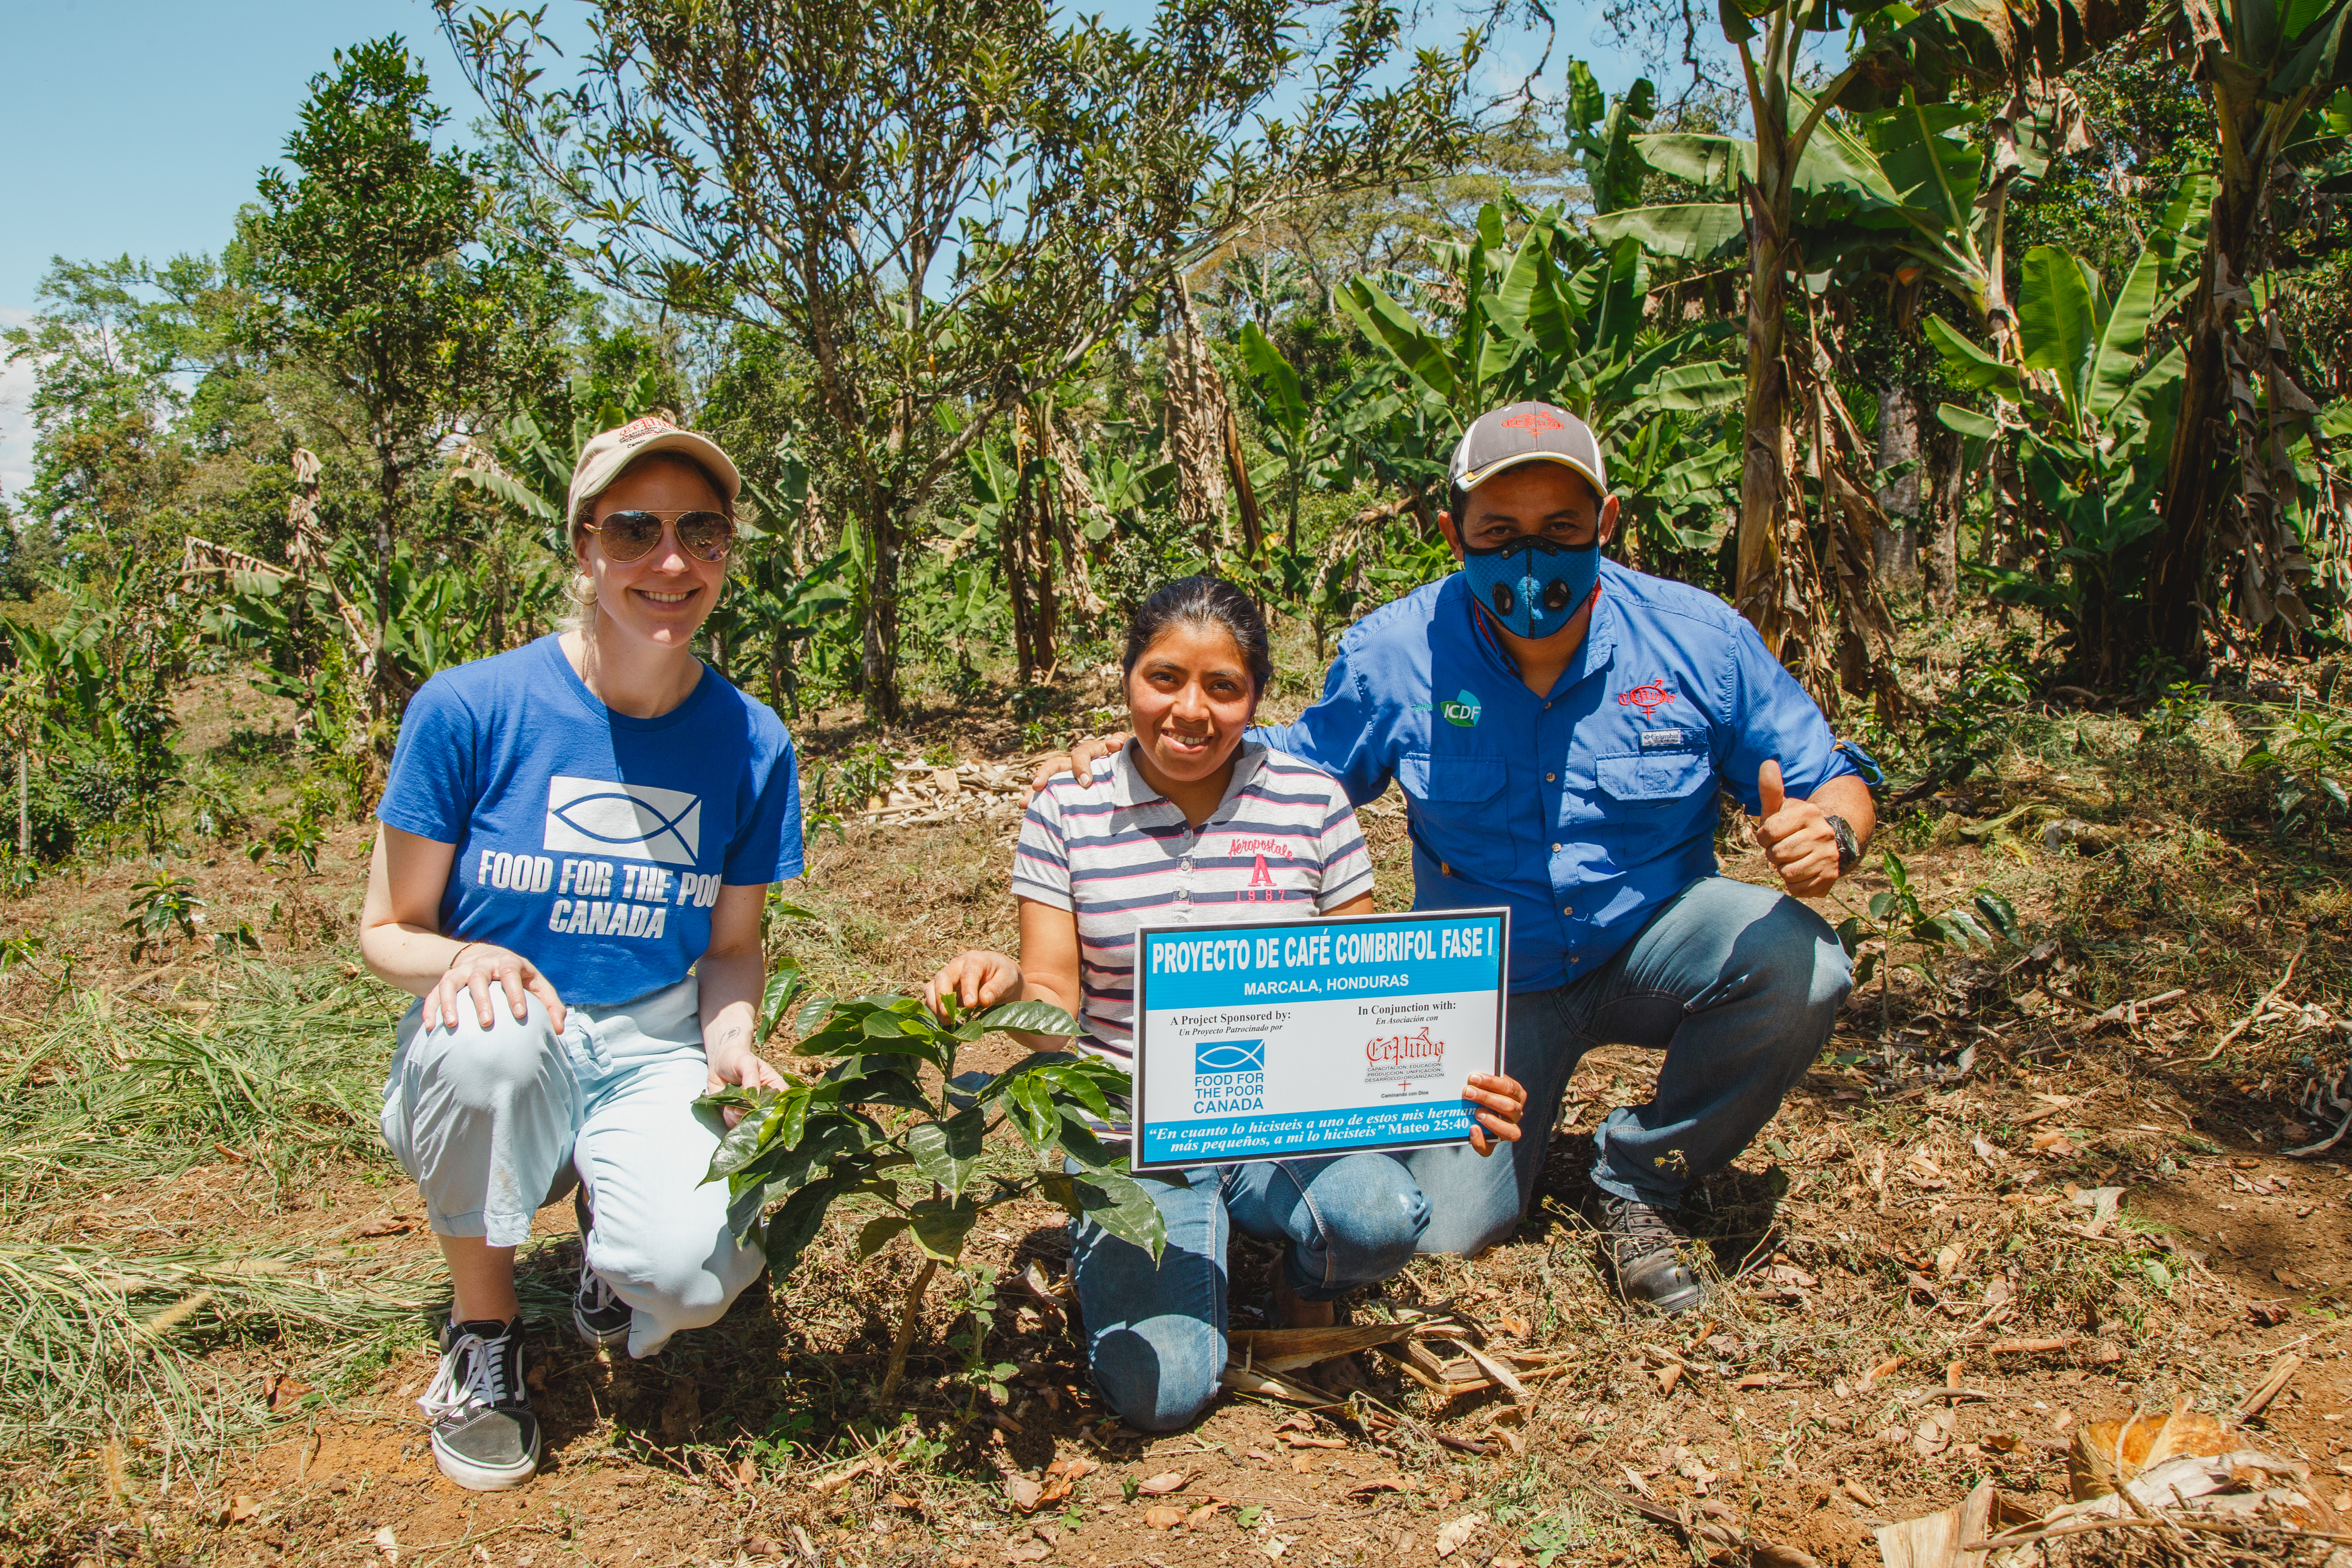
[1012,741,1375,1064]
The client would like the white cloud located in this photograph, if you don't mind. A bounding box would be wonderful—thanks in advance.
[0,305,34,506]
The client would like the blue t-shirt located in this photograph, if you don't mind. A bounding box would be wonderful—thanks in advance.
[1256,563,1875,992]
[377,634,804,1007]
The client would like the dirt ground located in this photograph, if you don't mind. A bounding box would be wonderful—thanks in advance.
[6,656,2350,1568]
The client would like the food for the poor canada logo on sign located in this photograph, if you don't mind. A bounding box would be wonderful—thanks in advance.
[1192,1038,1265,1114]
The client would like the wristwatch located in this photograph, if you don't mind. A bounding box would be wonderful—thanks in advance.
[1822,813,1861,874]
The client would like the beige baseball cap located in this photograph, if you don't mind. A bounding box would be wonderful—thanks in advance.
[564,416,742,525]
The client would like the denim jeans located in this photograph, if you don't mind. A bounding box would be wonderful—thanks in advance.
[378,976,766,1359]
[1402,875,1852,1256]
[1072,1153,1429,1432]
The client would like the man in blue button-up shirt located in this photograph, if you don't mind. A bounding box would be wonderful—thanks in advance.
[1044,401,1875,1315]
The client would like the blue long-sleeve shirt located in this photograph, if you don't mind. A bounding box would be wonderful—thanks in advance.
[1255,564,1872,993]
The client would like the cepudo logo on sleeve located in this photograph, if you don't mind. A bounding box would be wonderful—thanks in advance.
[544,776,701,864]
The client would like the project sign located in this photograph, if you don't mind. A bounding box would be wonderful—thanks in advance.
[1130,908,1509,1172]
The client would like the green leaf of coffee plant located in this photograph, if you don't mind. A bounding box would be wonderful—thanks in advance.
[856,1214,912,1261]
[792,992,836,1035]
[972,998,1081,1038]
[908,1196,981,1263]
[907,1109,988,1201]
[756,964,805,1041]
[1072,1171,1168,1262]
[729,1110,874,1202]
[823,1060,929,1113]
[1029,1063,1113,1121]
[1973,891,2021,942]
[1055,1112,1127,1171]
[764,1176,845,1277]
[703,1088,785,1182]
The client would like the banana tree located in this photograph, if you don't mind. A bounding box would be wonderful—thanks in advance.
[1237,321,1342,555]
[1338,201,1743,471]
[1589,0,2137,678]
[1928,173,2217,677]
[2143,0,2352,662]
[447,368,671,549]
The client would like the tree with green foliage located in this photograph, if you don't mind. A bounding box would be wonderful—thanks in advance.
[238,36,573,727]
[2142,0,2352,663]
[440,0,1500,723]
[1929,173,2217,677]
[1,257,209,568]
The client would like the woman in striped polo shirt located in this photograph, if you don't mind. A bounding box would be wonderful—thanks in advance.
[926,577,1526,1432]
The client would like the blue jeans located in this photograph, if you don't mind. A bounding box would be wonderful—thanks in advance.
[1403,875,1852,1256]
[1072,1154,1429,1433]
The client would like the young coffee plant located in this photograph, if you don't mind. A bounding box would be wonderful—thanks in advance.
[698,968,1164,1400]
[2241,709,2352,836]
[122,872,205,961]
[1838,848,2020,1027]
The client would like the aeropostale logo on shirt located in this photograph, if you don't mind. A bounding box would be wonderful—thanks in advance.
[543,775,701,865]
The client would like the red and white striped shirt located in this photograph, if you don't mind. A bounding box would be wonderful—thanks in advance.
[1012,741,1375,1065]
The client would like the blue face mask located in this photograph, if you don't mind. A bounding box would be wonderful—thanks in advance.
[1460,537,1600,639]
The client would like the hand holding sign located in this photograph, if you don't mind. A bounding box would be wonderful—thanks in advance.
[1752,760,1842,897]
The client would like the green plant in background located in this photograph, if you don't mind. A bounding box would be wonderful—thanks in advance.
[247,808,328,876]
[122,872,203,961]
[1839,849,2020,1025]
[939,1264,1020,1426]
[2240,708,2352,834]
[697,974,1160,1403]
[1930,171,2219,677]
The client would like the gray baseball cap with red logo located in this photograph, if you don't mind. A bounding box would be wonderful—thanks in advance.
[1447,401,1608,498]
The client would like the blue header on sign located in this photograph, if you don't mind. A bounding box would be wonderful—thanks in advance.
[1140,913,1505,1011]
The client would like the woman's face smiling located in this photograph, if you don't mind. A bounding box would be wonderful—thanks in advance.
[1127,622,1259,792]
[579,456,729,652]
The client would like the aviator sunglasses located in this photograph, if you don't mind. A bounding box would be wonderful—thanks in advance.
[582,508,735,563]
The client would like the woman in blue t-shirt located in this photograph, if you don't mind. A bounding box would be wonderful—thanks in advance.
[360,419,802,1491]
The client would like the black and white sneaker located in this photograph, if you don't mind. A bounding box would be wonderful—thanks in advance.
[419,1317,539,1490]
[572,1187,631,1349]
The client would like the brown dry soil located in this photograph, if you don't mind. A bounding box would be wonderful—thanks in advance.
[7,656,2352,1568]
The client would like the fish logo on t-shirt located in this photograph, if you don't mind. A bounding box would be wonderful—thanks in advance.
[544,776,701,865]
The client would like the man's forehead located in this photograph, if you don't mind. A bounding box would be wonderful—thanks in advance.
[1464,464,1599,519]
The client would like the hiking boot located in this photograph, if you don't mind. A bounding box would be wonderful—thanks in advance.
[1596,1193,1705,1316]
[420,1317,538,1490]
[572,1188,631,1348]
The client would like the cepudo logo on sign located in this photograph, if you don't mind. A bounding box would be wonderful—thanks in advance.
[1364,1026,1445,1088]
[1366,1027,1443,1066]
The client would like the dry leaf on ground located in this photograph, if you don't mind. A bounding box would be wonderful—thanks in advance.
[1135,1469,1191,1495]
[1436,1513,1485,1558]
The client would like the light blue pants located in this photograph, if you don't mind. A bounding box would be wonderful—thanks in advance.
[1402,875,1853,1256]
[1073,1154,1429,1433]
[378,976,765,1359]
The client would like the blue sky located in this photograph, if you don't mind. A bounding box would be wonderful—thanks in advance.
[0,0,1651,501]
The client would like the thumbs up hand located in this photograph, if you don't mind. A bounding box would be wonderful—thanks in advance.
[1753,760,1841,897]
